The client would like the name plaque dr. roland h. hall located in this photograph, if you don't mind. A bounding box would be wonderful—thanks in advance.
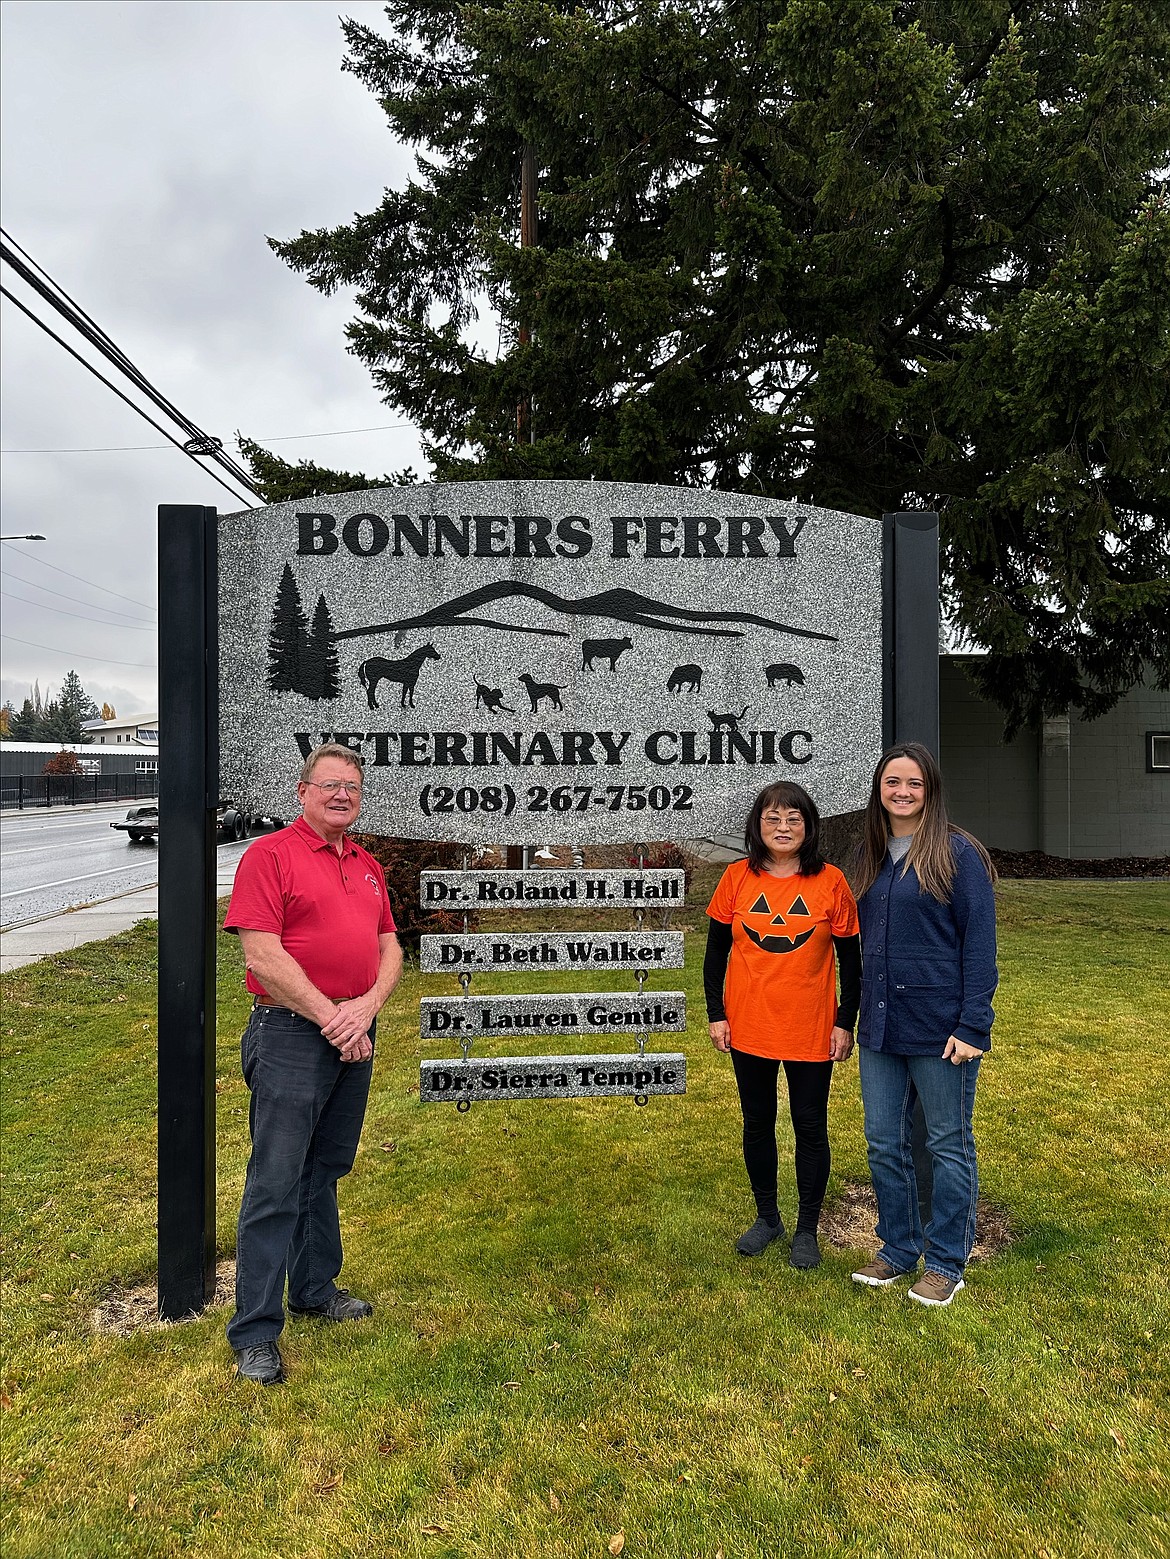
[216,480,884,842]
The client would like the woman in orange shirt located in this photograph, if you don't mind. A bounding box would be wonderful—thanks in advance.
[705,782,861,1268]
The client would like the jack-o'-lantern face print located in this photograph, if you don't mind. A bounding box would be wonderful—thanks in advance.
[741,890,815,954]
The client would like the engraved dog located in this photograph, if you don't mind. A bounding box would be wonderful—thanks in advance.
[667,663,702,693]
[707,706,749,732]
[581,636,633,672]
[765,662,805,688]
[474,678,514,714]
[519,673,566,712]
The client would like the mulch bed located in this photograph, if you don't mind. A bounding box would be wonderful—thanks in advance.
[989,849,1168,879]
[820,1182,1015,1263]
[92,1260,234,1336]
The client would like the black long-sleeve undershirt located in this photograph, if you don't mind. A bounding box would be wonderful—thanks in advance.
[703,917,861,1032]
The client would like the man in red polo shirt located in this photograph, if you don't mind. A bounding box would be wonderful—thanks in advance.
[223,743,402,1385]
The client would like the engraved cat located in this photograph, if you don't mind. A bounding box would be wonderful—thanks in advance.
[707,706,749,732]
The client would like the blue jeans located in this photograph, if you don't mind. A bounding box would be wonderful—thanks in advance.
[858,1047,980,1282]
[227,1006,373,1349]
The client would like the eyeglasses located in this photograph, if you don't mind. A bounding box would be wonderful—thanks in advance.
[305,779,363,796]
[762,812,802,825]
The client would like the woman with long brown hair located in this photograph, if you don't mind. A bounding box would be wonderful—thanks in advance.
[705,782,861,1269]
[850,743,998,1307]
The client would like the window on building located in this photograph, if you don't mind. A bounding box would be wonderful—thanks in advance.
[1147,733,1170,773]
[135,759,159,774]
[136,728,158,743]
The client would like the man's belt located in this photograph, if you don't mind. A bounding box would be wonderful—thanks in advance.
[253,994,344,1009]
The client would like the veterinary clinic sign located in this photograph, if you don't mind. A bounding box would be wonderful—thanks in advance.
[217,481,884,842]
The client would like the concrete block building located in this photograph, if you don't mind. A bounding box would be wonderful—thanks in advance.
[941,657,1168,859]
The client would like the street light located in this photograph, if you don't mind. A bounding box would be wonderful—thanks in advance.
[0,533,46,540]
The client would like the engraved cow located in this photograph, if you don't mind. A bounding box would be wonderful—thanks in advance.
[581,636,633,672]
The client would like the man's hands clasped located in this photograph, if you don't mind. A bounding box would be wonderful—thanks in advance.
[320,993,379,1063]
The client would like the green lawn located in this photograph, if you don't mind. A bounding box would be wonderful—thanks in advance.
[2,880,1167,1558]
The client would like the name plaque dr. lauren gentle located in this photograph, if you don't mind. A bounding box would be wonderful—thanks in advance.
[217,480,884,842]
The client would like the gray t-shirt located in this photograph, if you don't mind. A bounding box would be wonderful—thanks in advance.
[888,833,913,864]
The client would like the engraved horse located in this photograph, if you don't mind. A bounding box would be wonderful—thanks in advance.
[358,644,440,709]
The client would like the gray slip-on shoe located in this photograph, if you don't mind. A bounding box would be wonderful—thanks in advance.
[789,1231,822,1269]
[736,1216,785,1256]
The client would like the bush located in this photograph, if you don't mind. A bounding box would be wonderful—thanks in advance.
[42,749,82,776]
[350,835,476,954]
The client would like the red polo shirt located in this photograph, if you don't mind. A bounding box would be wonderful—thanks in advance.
[224,816,396,1000]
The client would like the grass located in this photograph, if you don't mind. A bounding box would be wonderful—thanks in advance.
[1,878,1168,1558]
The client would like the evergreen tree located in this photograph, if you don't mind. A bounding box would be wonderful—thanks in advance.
[10,698,38,740]
[304,594,342,700]
[249,0,1169,730]
[237,435,414,505]
[56,670,99,743]
[268,563,310,693]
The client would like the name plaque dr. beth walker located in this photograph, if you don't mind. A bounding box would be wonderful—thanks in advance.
[217,480,884,842]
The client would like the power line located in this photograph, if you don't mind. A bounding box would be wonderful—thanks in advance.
[2,421,413,454]
[0,227,260,508]
[0,565,156,623]
[0,543,157,613]
[0,286,258,511]
[1,632,156,669]
[1,227,261,494]
[2,586,155,630]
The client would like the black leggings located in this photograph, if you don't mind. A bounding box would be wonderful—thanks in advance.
[730,1048,834,1233]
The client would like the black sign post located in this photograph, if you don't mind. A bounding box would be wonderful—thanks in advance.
[157,504,219,1319]
[882,511,940,755]
[882,509,940,1225]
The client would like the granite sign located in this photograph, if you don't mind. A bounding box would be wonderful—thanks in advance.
[217,480,883,841]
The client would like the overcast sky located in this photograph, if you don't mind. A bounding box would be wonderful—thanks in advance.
[1,0,430,719]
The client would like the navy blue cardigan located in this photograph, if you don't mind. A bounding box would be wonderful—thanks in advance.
[857,835,998,1055]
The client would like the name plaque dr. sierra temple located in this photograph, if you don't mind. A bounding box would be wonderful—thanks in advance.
[216,480,884,840]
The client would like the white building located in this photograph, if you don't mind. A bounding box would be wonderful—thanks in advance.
[81,714,159,746]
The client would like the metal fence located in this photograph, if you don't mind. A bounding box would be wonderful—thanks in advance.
[0,773,160,810]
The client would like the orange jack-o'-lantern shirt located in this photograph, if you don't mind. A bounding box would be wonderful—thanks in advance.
[706,858,859,1061]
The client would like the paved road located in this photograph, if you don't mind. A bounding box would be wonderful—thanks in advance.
[0,801,252,928]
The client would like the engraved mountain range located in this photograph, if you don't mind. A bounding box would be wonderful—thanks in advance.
[329,582,838,645]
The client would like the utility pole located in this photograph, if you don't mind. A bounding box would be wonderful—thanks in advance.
[516,144,537,445]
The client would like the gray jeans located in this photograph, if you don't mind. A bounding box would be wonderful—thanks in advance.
[226,1005,373,1349]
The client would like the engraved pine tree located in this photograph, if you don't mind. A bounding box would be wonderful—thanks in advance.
[304,594,341,700]
[267,563,309,694]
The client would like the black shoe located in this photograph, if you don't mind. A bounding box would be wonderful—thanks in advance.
[736,1216,785,1256]
[289,1288,374,1322]
[234,1341,285,1385]
[789,1231,822,1269]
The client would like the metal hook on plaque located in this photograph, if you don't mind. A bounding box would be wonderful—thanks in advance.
[456,1029,474,1110]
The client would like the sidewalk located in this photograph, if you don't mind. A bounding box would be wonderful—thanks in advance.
[2,834,745,976]
[0,848,244,974]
